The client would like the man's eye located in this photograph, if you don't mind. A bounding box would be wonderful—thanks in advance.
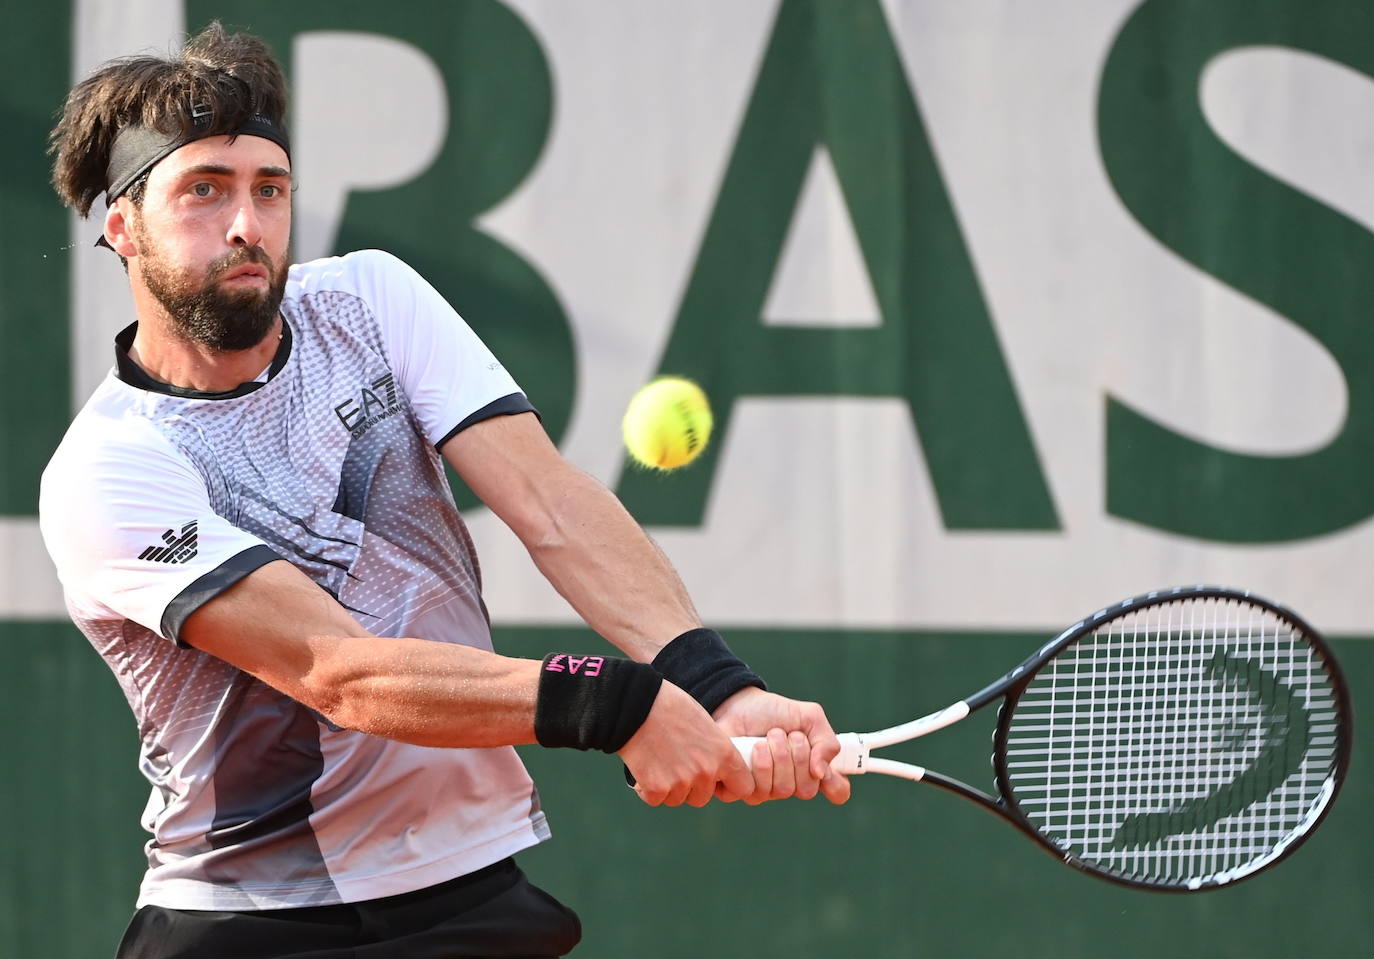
[191,183,214,197]
[260,184,280,199]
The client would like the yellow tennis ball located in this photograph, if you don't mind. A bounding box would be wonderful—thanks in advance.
[622,376,713,470]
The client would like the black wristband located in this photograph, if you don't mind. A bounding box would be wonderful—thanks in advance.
[534,654,663,753]
[650,627,766,714]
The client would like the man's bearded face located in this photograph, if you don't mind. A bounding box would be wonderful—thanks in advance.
[135,218,289,352]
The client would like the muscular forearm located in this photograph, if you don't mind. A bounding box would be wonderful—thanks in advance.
[183,560,544,749]
[520,468,701,661]
[306,636,541,748]
[444,412,703,662]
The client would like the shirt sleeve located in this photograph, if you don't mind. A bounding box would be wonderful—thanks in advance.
[346,249,536,447]
[39,427,280,645]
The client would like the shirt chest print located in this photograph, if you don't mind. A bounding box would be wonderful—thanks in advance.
[333,372,400,440]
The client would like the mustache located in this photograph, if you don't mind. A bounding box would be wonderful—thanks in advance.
[208,246,276,280]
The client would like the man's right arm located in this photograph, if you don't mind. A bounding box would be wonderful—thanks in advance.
[182,557,753,806]
[182,558,538,746]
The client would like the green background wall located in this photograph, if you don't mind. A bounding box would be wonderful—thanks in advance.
[4,628,1369,956]
[5,1,1372,955]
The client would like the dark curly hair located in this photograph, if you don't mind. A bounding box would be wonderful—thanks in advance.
[49,21,288,217]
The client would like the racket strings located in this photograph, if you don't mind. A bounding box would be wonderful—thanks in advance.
[1002,596,1343,888]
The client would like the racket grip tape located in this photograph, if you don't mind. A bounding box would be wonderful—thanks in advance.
[732,731,869,775]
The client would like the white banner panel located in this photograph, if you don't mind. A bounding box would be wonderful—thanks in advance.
[10,0,1370,635]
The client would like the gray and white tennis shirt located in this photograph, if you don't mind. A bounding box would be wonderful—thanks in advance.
[39,250,550,910]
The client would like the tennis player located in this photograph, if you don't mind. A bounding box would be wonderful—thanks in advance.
[40,22,850,959]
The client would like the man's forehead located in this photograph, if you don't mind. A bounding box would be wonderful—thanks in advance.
[152,135,291,180]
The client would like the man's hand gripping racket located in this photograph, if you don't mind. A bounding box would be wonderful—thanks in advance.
[733,586,1352,892]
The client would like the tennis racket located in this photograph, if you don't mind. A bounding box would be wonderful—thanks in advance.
[735,585,1352,891]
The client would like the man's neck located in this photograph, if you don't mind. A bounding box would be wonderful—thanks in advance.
[127,311,283,393]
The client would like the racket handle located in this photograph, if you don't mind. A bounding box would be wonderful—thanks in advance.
[732,731,869,776]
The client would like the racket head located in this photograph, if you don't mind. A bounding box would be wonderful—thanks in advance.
[990,585,1352,892]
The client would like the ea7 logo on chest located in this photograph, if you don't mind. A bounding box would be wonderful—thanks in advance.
[335,373,401,439]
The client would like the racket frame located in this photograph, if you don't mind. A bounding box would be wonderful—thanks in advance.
[815,585,1354,891]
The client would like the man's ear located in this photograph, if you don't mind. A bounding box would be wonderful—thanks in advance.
[103,199,139,258]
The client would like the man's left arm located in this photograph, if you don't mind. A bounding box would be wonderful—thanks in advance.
[442,410,849,805]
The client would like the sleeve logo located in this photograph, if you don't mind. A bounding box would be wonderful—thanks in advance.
[138,521,199,564]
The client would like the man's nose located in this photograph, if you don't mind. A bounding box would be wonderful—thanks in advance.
[226,200,262,248]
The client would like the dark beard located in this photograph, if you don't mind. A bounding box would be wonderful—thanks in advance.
[140,244,289,352]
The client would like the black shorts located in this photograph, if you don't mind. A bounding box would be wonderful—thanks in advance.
[115,858,581,959]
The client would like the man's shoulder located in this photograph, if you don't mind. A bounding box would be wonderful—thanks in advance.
[42,385,185,502]
[50,388,177,465]
[287,249,414,299]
